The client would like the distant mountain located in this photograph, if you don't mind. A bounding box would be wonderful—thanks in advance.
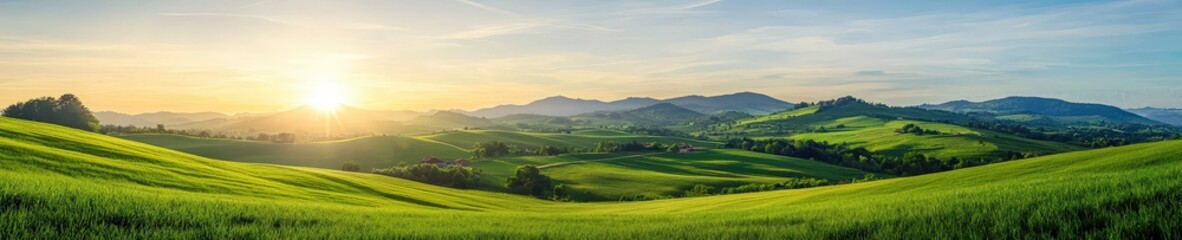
[576,103,706,126]
[919,97,1162,125]
[1127,107,1182,126]
[155,105,426,137]
[466,92,793,117]
[94,111,231,127]
[664,92,792,115]
[406,111,496,129]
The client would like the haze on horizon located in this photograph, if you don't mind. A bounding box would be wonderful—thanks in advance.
[1,0,1180,114]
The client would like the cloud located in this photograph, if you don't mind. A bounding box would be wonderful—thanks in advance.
[159,12,297,26]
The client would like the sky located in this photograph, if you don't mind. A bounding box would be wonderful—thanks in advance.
[1,0,1180,113]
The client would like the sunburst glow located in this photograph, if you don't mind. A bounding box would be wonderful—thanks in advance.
[305,81,348,111]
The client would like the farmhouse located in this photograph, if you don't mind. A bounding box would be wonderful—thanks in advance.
[421,156,447,167]
[452,158,471,167]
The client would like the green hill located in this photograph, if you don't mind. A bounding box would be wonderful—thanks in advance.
[2,116,1179,238]
[711,98,1081,160]
[473,149,870,201]
[121,129,719,171]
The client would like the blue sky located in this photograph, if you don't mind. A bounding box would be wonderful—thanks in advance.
[0,0,1179,113]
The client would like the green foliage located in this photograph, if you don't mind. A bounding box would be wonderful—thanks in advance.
[593,141,649,152]
[898,123,941,135]
[682,184,714,197]
[341,161,361,172]
[372,164,481,188]
[505,165,552,197]
[2,94,100,131]
[718,178,829,195]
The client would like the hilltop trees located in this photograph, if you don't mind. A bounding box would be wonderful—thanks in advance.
[506,165,552,197]
[2,94,100,132]
[372,164,480,188]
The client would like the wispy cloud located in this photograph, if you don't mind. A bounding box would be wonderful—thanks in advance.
[159,12,297,26]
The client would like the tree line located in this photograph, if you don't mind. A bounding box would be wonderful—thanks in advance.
[2,94,100,132]
[723,138,1031,176]
[371,164,481,189]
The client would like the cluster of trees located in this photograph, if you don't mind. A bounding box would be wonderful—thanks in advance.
[341,161,361,172]
[959,121,1180,148]
[897,123,942,135]
[814,96,888,112]
[2,94,100,131]
[717,178,830,195]
[471,141,578,159]
[371,164,481,188]
[724,138,1029,176]
[505,165,554,198]
[680,178,830,198]
[100,124,302,143]
[593,141,645,152]
[592,141,671,153]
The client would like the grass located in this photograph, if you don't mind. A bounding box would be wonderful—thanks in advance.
[787,118,1081,159]
[3,116,1180,238]
[120,134,471,170]
[473,149,869,201]
[121,129,719,171]
[719,102,1082,159]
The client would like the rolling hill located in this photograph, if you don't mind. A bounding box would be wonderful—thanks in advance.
[920,96,1162,126]
[121,129,719,171]
[2,116,1179,238]
[467,92,793,117]
[710,97,1081,160]
[473,149,870,201]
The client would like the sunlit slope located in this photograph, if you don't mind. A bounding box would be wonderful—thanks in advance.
[419,129,719,149]
[3,116,1179,238]
[0,117,544,210]
[121,134,470,170]
[122,129,719,171]
[724,102,1082,159]
[473,149,870,201]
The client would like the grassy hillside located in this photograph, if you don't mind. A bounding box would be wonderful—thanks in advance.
[419,129,718,150]
[120,134,471,170]
[2,116,1179,238]
[711,101,1081,159]
[473,149,870,201]
[121,130,718,171]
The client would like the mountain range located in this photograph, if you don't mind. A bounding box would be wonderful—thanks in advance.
[919,96,1163,126]
[93,111,231,127]
[464,92,794,118]
[1126,107,1182,126]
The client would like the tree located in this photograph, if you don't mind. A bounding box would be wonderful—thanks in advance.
[505,165,552,197]
[683,184,714,197]
[341,161,361,172]
[2,94,100,131]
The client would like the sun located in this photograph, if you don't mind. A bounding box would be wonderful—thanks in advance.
[304,81,348,111]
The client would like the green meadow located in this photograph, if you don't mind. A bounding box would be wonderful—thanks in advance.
[3,116,1179,239]
[473,149,869,200]
[717,102,1082,159]
[120,129,719,171]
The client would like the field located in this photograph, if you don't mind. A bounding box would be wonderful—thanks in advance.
[3,116,1179,238]
[716,102,1082,159]
[473,149,869,201]
[120,129,718,171]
